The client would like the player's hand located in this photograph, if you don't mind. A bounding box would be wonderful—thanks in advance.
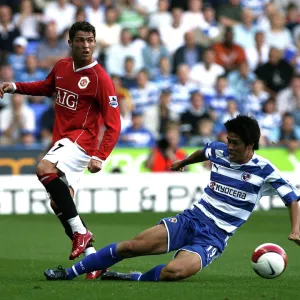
[170,160,185,172]
[0,82,14,98]
[88,159,102,173]
[288,232,300,246]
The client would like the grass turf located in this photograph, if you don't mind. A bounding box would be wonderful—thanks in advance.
[0,210,298,300]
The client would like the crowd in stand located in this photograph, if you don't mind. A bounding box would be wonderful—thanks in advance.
[0,0,300,155]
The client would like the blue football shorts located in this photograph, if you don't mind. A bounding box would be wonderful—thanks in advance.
[158,206,229,269]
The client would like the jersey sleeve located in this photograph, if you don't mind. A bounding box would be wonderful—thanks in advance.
[14,63,56,97]
[264,165,300,206]
[95,72,121,160]
[202,141,225,160]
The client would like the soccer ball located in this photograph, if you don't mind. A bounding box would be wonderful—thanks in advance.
[251,243,287,279]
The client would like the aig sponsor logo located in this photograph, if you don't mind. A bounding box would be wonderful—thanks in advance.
[56,88,79,111]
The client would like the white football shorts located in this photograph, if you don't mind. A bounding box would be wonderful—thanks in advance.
[42,138,91,195]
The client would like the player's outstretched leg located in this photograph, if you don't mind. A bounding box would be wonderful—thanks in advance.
[44,224,168,280]
[101,250,201,282]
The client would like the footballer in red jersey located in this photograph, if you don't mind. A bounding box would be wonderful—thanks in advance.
[0,21,121,279]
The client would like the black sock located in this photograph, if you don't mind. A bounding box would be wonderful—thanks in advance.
[52,205,94,247]
[46,177,78,220]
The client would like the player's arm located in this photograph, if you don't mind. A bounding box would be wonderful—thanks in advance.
[94,74,121,161]
[287,200,300,245]
[0,65,56,98]
[265,169,300,245]
[170,149,207,171]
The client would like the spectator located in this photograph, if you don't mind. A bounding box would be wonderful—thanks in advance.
[204,75,236,120]
[284,32,300,75]
[188,118,216,147]
[173,30,204,73]
[273,0,300,11]
[285,3,300,36]
[0,5,20,60]
[213,26,247,72]
[111,74,134,114]
[143,88,179,138]
[291,100,300,128]
[142,29,169,78]
[118,92,134,134]
[74,7,86,22]
[28,95,51,139]
[121,56,137,89]
[40,99,55,146]
[219,100,240,124]
[257,98,281,146]
[44,0,76,35]
[241,0,270,20]
[189,48,225,93]
[246,31,270,71]
[13,0,41,41]
[131,24,149,54]
[6,36,28,79]
[106,28,143,76]
[118,0,145,36]
[153,56,177,90]
[84,0,105,29]
[159,7,187,55]
[195,4,223,47]
[15,54,47,82]
[255,47,294,97]
[118,111,156,148]
[277,113,300,153]
[227,61,256,104]
[0,64,14,109]
[217,0,242,27]
[233,9,257,50]
[0,94,35,145]
[145,123,186,172]
[96,5,121,56]
[36,21,70,71]
[182,0,205,31]
[242,79,269,117]
[171,64,198,114]
[148,0,172,30]
[135,0,159,15]
[180,91,210,139]
[276,75,300,114]
[129,69,159,113]
[265,11,293,51]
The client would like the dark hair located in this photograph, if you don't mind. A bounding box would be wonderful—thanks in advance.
[69,21,96,41]
[224,115,260,150]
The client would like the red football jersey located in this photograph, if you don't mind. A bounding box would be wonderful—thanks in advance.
[15,58,121,160]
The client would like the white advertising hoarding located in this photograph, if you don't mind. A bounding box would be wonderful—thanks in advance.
[0,172,298,214]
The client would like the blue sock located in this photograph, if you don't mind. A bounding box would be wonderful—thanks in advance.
[66,243,122,280]
[131,264,166,282]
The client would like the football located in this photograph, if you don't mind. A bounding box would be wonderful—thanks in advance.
[251,243,287,279]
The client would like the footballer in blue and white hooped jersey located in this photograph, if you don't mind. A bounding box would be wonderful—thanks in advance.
[195,141,300,235]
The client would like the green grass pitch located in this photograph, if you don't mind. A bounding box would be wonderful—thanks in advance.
[0,210,299,300]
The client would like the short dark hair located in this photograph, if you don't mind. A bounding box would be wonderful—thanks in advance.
[224,115,261,150]
[69,21,96,41]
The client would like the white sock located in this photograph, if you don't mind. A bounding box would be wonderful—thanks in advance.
[84,246,96,257]
[67,216,87,234]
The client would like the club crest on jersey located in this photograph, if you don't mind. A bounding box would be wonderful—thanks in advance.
[210,181,216,190]
[109,96,118,108]
[78,76,90,89]
[242,172,252,181]
[168,217,177,223]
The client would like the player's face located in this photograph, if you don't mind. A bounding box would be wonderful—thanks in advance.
[227,132,254,164]
[69,31,95,65]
